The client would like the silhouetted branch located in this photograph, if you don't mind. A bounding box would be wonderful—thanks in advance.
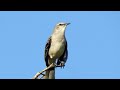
[32,63,55,79]
[32,63,65,79]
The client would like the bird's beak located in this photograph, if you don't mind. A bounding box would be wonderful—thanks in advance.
[66,23,70,25]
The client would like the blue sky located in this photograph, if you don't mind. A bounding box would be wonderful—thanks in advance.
[0,11,120,79]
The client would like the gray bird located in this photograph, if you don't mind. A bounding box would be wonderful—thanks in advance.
[44,22,70,79]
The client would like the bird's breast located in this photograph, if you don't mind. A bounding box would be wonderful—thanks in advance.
[49,39,65,59]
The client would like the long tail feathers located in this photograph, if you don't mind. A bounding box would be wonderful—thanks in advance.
[44,68,55,79]
[44,70,49,79]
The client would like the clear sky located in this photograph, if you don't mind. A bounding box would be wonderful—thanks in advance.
[0,11,120,79]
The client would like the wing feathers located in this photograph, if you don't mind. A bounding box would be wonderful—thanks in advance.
[57,41,68,66]
[44,36,51,67]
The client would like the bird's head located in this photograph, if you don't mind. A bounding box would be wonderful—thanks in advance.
[55,22,70,32]
[56,22,70,26]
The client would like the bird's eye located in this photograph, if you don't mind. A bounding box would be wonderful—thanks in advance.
[59,24,62,25]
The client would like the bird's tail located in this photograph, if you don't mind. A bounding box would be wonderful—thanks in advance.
[44,67,55,79]
[48,67,55,79]
[44,70,49,79]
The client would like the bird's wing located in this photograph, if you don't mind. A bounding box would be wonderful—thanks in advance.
[57,40,68,67]
[44,36,51,67]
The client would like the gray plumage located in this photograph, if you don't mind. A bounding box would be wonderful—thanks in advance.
[44,22,70,79]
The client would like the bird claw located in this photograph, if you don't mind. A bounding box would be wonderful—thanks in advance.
[60,62,65,68]
[55,61,65,68]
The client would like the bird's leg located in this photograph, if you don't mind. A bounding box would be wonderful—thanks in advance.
[60,61,65,68]
[56,61,65,68]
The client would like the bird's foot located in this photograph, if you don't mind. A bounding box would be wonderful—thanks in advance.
[60,61,65,68]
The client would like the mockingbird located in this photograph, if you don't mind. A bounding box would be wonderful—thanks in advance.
[44,22,70,79]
